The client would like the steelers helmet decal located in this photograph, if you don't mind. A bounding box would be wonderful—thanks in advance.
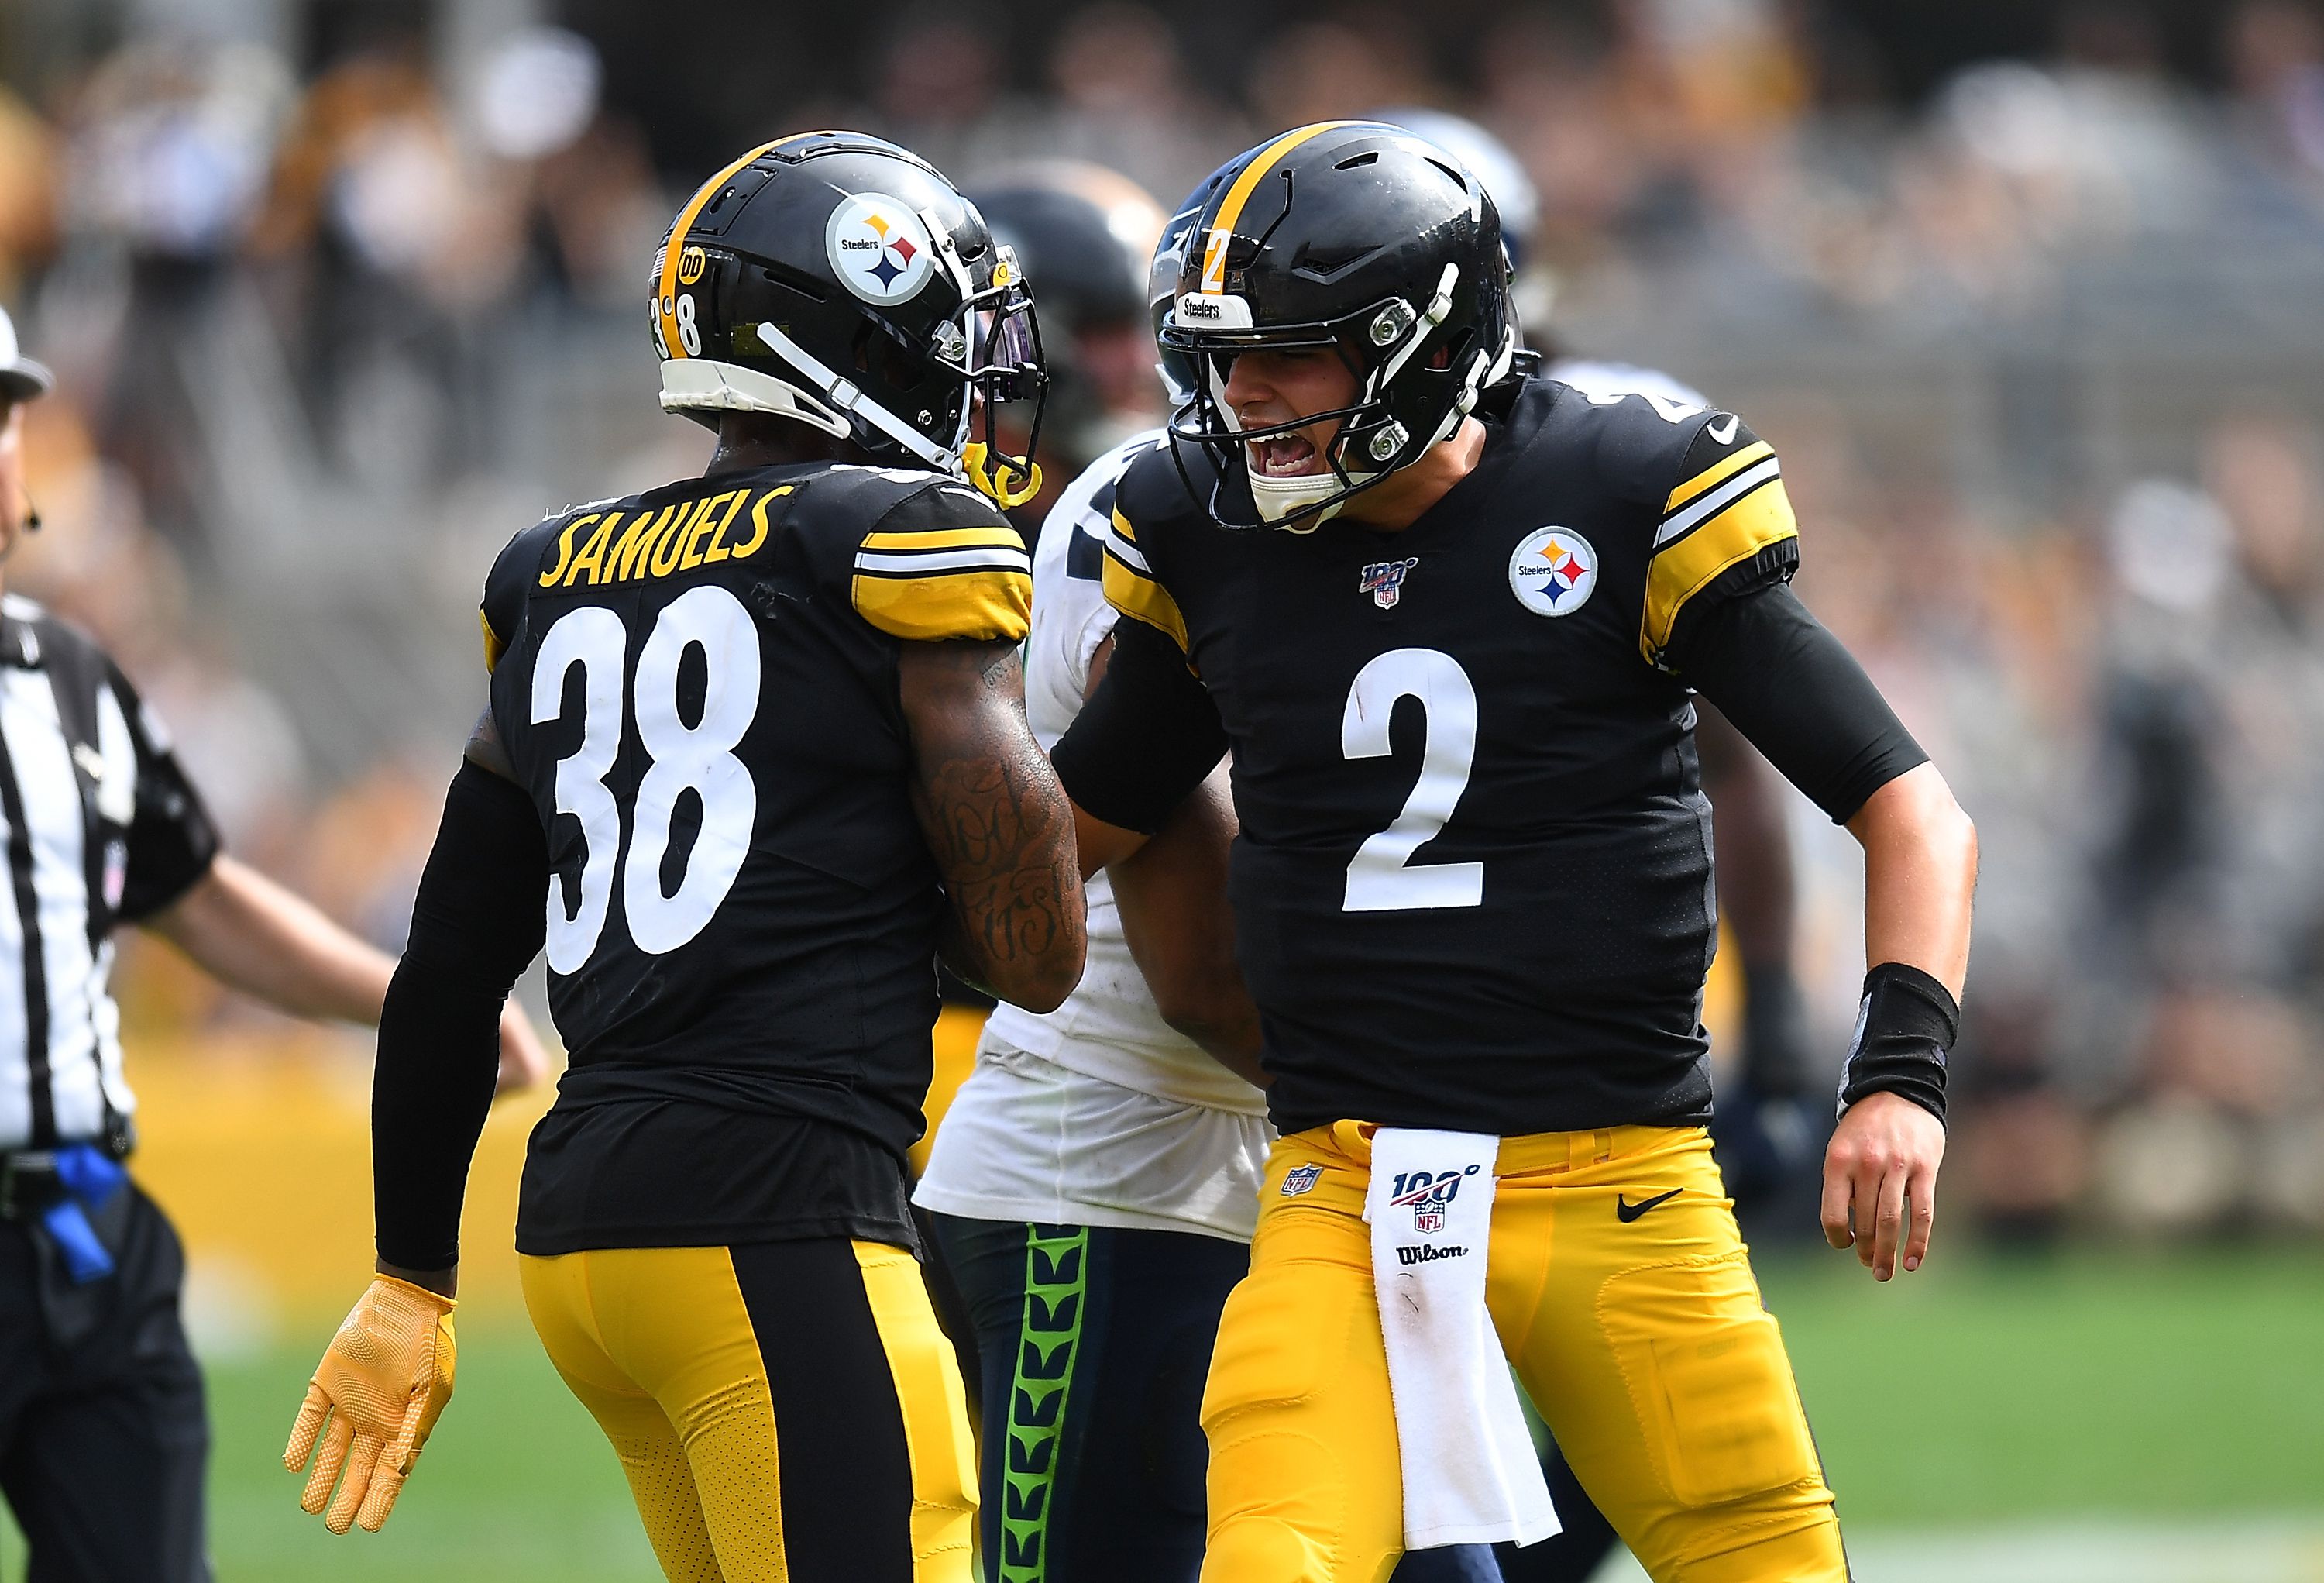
[825,193,938,305]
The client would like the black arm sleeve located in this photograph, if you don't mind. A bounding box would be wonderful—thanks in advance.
[111,668,222,921]
[373,761,550,1272]
[1676,581,1928,824]
[1050,617,1227,835]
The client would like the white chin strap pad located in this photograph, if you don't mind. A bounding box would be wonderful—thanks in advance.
[1248,466,1366,528]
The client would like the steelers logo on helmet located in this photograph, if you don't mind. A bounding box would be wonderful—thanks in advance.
[824,193,937,305]
[1509,528,1599,617]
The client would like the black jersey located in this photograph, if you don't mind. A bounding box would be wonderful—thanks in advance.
[477,460,1030,1252]
[1061,377,1809,1137]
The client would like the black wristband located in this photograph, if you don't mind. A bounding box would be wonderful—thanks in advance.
[1838,962,1958,1127]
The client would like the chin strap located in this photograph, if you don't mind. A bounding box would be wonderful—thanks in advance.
[1248,469,1362,531]
[963,442,1043,508]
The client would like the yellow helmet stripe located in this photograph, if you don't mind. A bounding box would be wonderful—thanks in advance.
[656,132,827,358]
[1202,121,1362,289]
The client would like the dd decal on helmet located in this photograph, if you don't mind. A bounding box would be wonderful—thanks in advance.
[1158,121,1518,531]
[648,131,1048,506]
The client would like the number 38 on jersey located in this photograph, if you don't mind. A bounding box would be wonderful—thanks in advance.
[531,587,761,972]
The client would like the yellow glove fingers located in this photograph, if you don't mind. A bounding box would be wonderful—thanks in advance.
[284,1382,331,1471]
[354,1457,407,1533]
[325,1431,383,1535]
[300,1411,353,1516]
[292,1276,459,1530]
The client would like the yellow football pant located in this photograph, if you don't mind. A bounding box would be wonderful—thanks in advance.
[520,1239,977,1583]
[1201,1124,1845,1583]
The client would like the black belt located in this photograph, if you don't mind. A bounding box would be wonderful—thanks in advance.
[1,1137,129,1220]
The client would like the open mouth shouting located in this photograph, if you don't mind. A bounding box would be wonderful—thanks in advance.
[1250,433,1322,477]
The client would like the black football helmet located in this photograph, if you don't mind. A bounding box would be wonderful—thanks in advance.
[1159,121,1516,529]
[971,164,1161,468]
[1150,153,1253,411]
[652,131,1047,505]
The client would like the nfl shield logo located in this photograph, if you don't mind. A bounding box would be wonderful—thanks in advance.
[1413,1207,1446,1235]
[1358,558,1419,609]
[1281,1164,1323,1198]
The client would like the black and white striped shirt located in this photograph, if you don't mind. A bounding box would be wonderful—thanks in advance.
[0,595,218,1154]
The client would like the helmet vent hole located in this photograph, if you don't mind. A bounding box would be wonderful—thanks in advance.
[1293,244,1380,284]
[1335,151,1380,170]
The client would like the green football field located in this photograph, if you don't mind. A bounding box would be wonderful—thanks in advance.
[3,1245,2319,1581]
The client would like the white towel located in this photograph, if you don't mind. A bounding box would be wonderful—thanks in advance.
[1364,1127,1561,1551]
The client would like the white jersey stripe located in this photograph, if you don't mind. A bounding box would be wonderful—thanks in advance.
[1654,456,1782,548]
[6,669,103,1143]
[852,546,1031,575]
[0,773,26,1149]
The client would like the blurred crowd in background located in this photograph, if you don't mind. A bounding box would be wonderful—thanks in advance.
[5,0,2324,1243]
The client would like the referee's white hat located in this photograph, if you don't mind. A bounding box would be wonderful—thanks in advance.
[0,305,52,402]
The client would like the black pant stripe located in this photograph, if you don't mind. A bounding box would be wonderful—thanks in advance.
[731,1239,916,1583]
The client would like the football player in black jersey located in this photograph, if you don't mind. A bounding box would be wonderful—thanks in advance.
[1049,123,1977,1583]
[284,134,1086,1582]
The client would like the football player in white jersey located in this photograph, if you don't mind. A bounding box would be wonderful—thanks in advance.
[912,164,1276,1583]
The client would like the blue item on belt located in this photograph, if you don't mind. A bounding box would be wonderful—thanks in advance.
[41,1143,127,1284]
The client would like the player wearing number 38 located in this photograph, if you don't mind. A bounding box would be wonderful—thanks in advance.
[1051,122,1977,1582]
[284,133,1083,1580]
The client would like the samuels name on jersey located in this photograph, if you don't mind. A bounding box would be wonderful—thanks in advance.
[1085,376,1798,1139]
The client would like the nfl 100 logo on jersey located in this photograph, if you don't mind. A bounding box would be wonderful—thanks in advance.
[1387,1163,1482,1235]
[1358,557,1419,609]
[1508,528,1598,616]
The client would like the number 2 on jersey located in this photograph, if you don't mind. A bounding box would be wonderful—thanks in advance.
[531,587,759,972]
[1340,647,1483,912]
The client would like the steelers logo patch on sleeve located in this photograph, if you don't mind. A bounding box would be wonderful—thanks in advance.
[825,193,937,304]
[1509,528,1599,617]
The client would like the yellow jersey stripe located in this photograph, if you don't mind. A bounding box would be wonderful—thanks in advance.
[859,528,1026,552]
[852,568,1030,643]
[657,132,824,357]
[1102,546,1189,653]
[1210,121,1361,244]
[1664,440,1775,514]
[480,609,505,673]
[1640,479,1800,662]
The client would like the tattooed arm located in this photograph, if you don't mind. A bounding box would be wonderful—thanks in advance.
[899,637,1087,1013]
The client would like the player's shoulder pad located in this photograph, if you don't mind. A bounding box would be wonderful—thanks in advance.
[1639,406,1800,666]
[1112,432,1209,535]
[1043,429,1167,584]
[1098,435,1205,655]
[831,464,1033,644]
[479,511,577,673]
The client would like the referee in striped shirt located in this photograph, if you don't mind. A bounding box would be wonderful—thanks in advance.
[0,305,547,1581]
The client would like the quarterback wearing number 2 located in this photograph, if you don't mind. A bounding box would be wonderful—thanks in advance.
[1052,122,1976,1583]
[284,133,1084,1583]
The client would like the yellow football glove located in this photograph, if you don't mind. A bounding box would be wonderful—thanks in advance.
[284,1275,457,1533]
